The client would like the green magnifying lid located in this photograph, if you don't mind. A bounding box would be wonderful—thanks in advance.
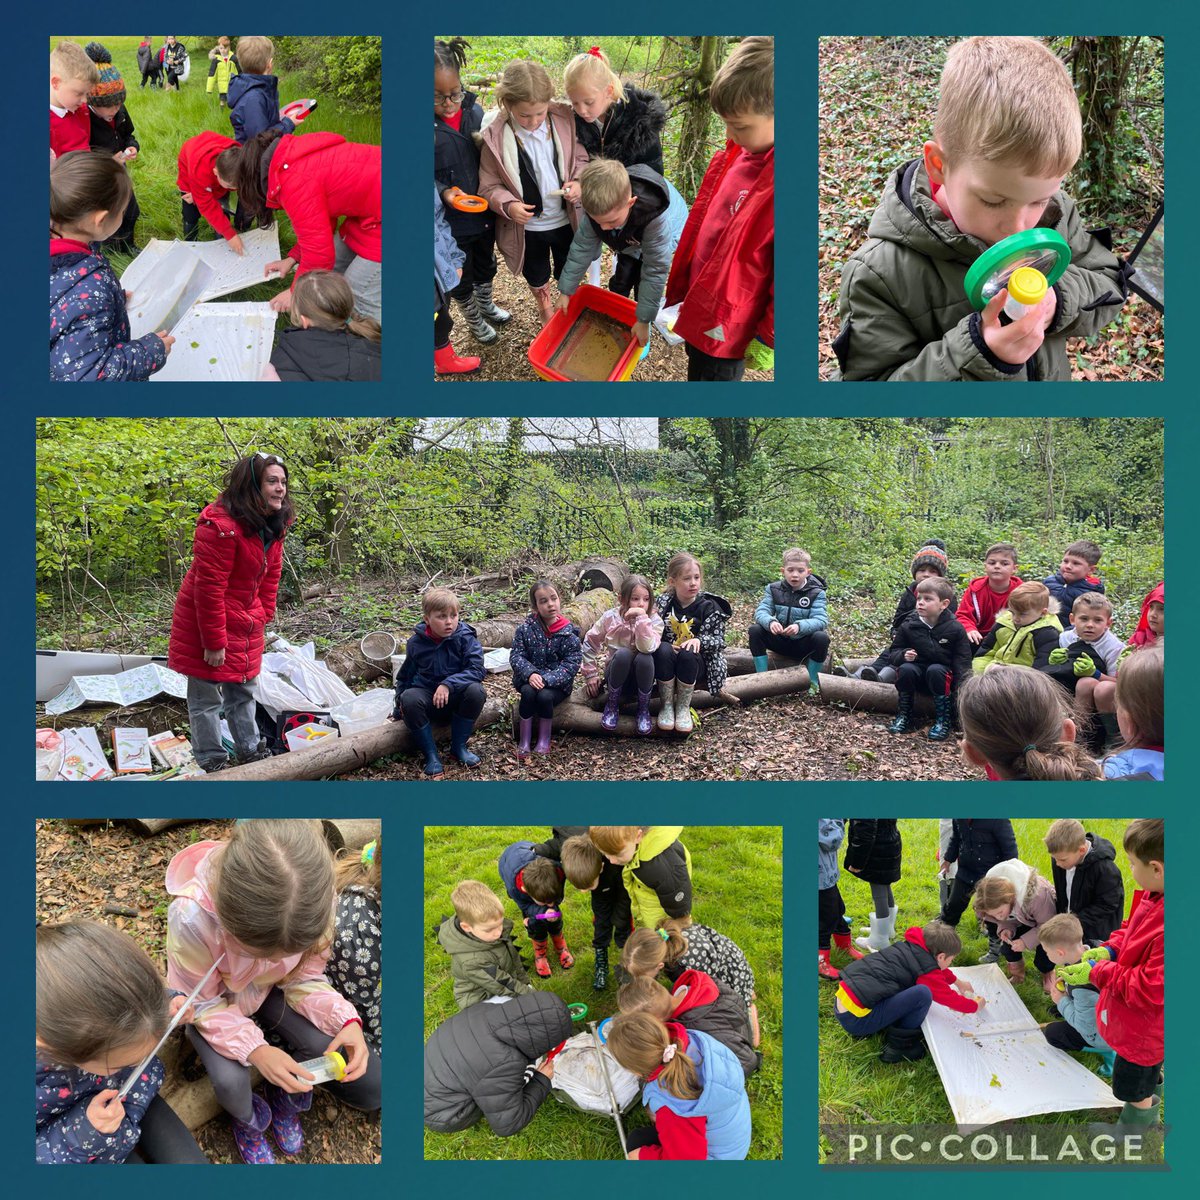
[964,228,1072,311]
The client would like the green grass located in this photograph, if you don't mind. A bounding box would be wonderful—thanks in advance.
[818,818,1163,1160]
[424,826,782,1160]
[52,36,381,305]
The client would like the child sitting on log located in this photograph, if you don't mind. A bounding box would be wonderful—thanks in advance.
[748,547,829,695]
[392,587,486,777]
[581,574,664,735]
[654,551,731,734]
[509,579,582,760]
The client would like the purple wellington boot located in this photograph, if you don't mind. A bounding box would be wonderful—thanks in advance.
[533,716,553,755]
[266,1082,313,1156]
[232,1093,275,1165]
[600,686,622,732]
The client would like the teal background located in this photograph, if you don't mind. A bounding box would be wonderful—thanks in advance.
[22,0,1195,1194]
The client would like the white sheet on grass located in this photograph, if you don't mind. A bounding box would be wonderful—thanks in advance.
[121,242,216,339]
[150,302,278,383]
[921,964,1122,1128]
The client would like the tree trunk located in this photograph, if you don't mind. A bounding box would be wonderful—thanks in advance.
[572,557,629,595]
[125,819,205,836]
[1071,36,1140,213]
[191,700,508,782]
[674,37,721,201]
[320,818,381,853]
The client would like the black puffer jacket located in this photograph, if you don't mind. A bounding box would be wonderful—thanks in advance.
[88,106,139,157]
[270,326,382,382]
[424,991,572,1135]
[1050,832,1125,945]
[434,92,493,239]
[843,819,902,885]
[886,608,973,684]
[839,925,940,1010]
[943,819,1019,887]
[671,968,758,1078]
[657,590,732,693]
[574,84,667,175]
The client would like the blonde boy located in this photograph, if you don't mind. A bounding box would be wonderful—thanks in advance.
[1039,913,1115,1061]
[438,880,532,1010]
[749,548,830,693]
[392,588,486,776]
[834,37,1131,382]
[589,826,692,929]
[50,41,99,160]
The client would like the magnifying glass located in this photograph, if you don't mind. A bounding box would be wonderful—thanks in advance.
[963,228,1072,311]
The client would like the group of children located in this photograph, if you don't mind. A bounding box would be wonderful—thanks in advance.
[37,821,382,1164]
[426,826,758,1158]
[835,537,1164,780]
[50,37,382,383]
[388,538,1161,782]
[819,817,1163,1128]
[434,38,774,381]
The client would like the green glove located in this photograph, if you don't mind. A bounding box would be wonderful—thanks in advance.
[1117,644,1136,669]
[1056,961,1094,987]
[744,338,774,371]
[1072,652,1097,678]
[1048,647,1068,665]
[1081,946,1112,964]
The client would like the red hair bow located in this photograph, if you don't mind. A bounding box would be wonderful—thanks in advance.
[588,46,603,57]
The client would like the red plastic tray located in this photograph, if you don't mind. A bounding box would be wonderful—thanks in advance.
[527,284,641,381]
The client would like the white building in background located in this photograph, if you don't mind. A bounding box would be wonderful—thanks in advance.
[419,417,660,452]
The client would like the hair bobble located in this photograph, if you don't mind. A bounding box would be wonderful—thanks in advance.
[661,1043,676,1063]
[1022,743,1037,753]
[360,839,377,867]
[657,929,670,941]
[588,46,603,57]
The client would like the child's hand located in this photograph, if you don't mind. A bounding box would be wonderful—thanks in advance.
[958,980,975,995]
[325,1022,370,1083]
[51,147,56,163]
[169,994,196,1025]
[783,624,799,637]
[441,187,463,205]
[585,677,601,698]
[536,1058,555,1079]
[433,684,450,708]
[556,295,571,315]
[228,234,246,257]
[529,673,545,690]
[112,150,129,163]
[632,320,650,346]
[507,201,536,225]
[203,647,225,667]
[86,1089,125,1134]
[156,331,176,355]
[264,258,296,280]
[980,288,1050,366]
[248,1045,314,1093]
[938,861,949,877]
[680,638,701,654]
[625,600,647,618]
[124,147,138,161]
[181,191,193,203]
[456,268,463,279]
[269,290,293,313]
[998,928,1013,943]
[967,629,984,645]
[1056,961,1094,987]
[974,995,988,1011]
[903,649,918,662]
[769,620,784,635]
[626,1148,641,1160]
[561,180,581,204]
[1010,937,1026,953]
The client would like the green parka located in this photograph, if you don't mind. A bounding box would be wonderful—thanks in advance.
[971,609,1064,673]
[832,159,1133,381]
[438,914,532,1011]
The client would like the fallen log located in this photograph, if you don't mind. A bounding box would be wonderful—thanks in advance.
[725,648,803,675]
[125,818,205,836]
[191,699,508,782]
[321,818,381,853]
[572,557,629,595]
[473,589,618,651]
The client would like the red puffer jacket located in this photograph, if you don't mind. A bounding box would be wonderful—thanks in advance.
[1091,890,1164,1066]
[265,132,381,283]
[665,142,774,359]
[177,131,240,242]
[168,502,285,683]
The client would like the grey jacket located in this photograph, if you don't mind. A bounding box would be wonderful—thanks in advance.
[832,158,1132,381]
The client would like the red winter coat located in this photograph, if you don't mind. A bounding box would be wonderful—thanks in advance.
[954,575,1023,637]
[265,133,381,284]
[1129,581,1164,647]
[1091,890,1164,1066]
[177,131,240,242]
[665,142,774,359]
[168,502,285,683]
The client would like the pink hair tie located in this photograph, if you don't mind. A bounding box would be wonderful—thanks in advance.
[588,46,603,58]
[661,1044,677,1063]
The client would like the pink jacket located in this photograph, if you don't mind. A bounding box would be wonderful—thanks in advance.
[982,859,1058,949]
[165,842,358,1065]
[580,607,664,680]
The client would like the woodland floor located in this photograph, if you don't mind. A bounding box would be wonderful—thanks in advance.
[34,819,382,1164]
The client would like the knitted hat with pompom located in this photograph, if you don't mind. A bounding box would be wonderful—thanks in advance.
[910,539,948,578]
[85,42,126,109]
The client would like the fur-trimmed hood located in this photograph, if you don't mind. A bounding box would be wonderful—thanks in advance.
[575,84,667,175]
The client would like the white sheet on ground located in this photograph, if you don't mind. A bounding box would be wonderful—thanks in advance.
[123,227,282,308]
[921,963,1121,1127]
[151,302,278,383]
[550,1032,641,1114]
[45,663,189,715]
[121,242,216,339]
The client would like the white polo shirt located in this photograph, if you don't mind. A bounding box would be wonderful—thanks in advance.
[516,120,568,232]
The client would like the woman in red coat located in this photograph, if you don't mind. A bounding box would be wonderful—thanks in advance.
[220,129,382,323]
[168,454,291,773]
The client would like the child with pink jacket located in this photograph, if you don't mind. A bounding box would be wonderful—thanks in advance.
[166,820,380,1165]
[973,858,1060,992]
[581,573,664,736]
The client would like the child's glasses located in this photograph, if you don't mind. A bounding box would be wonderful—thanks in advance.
[435,90,466,105]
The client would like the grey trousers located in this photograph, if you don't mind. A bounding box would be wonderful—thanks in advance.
[187,987,382,1124]
[335,232,382,323]
[186,675,259,768]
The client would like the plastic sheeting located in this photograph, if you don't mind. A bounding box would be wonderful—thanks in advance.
[123,227,282,308]
[151,302,278,383]
[550,1031,641,1115]
[921,964,1122,1128]
[121,242,216,340]
[256,637,356,719]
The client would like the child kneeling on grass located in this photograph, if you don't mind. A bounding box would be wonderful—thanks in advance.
[1038,913,1115,1071]
[264,270,382,382]
[833,920,984,1064]
[392,588,486,777]
[607,1012,751,1160]
[438,879,532,1010]
[972,859,1059,991]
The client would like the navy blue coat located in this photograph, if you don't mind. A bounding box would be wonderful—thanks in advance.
[1043,572,1105,612]
[50,242,167,381]
[498,841,564,923]
[395,621,484,699]
[36,1053,164,1163]
[434,93,492,240]
[508,614,582,692]
[227,73,296,144]
[943,819,1019,887]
